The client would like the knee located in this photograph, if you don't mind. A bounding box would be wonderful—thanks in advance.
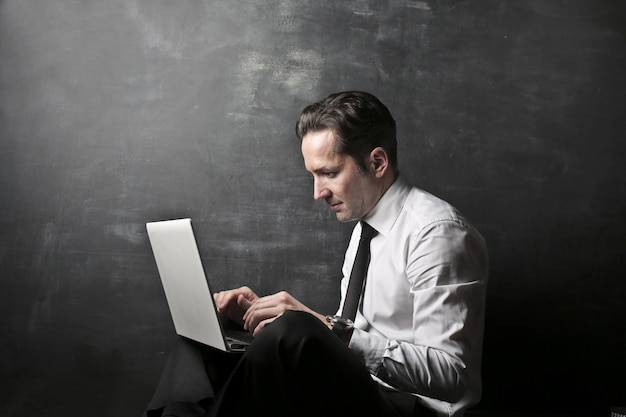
[245,310,329,360]
[266,310,326,343]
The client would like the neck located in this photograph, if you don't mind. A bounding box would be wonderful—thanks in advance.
[368,172,397,215]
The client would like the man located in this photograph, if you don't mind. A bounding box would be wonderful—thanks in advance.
[145,91,488,417]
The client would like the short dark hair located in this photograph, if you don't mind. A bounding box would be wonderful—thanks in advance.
[295,91,398,173]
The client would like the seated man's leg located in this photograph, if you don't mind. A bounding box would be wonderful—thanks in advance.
[208,310,402,417]
[144,338,240,417]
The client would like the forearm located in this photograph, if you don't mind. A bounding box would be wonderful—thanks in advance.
[310,310,333,329]
[349,329,465,402]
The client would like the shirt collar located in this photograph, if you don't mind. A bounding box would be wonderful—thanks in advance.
[362,175,411,237]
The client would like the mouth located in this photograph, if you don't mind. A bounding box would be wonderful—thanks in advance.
[329,201,342,211]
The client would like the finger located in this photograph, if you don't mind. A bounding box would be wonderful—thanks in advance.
[237,294,253,310]
[254,309,287,336]
[213,292,226,312]
[253,316,277,336]
[239,286,259,301]
[214,292,235,312]
[242,291,294,324]
[244,304,281,332]
[241,296,274,325]
[242,296,264,323]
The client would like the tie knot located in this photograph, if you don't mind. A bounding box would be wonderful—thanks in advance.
[360,221,378,241]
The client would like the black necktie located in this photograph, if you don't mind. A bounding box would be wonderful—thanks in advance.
[342,221,378,321]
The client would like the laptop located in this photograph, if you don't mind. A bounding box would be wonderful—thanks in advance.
[146,218,253,353]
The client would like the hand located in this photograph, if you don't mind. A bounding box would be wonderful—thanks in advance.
[242,291,326,336]
[213,286,259,325]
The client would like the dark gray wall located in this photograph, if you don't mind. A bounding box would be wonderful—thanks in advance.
[1,1,624,416]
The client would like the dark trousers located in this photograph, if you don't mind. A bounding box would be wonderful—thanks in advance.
[145,310,435,417]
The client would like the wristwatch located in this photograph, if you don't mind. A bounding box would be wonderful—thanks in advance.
[326,315,354,343]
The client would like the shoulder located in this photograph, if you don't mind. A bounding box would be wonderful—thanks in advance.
[402,185,469,231]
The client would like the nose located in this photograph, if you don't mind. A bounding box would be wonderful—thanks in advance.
[313,178,330,201]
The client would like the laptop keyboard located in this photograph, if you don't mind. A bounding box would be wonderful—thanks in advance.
[226,329,254,344]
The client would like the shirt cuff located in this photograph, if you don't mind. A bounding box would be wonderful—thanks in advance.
[348,327,388,374]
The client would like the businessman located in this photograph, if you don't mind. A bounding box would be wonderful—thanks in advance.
[145,91,488,417]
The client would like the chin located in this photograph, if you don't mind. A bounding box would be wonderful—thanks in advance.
[335,213,358,223]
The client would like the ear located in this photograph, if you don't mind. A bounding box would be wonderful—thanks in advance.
[368,147,389,178]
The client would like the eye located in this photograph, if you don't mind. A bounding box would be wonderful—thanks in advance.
[324,171,337,178]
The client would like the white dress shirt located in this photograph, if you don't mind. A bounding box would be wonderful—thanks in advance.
[337,176,489,417]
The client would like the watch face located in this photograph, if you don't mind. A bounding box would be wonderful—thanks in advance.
[338,317,354,327]
[326,315,354,331]
[333,316,353,328]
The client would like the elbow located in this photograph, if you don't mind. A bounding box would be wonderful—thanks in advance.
[420,348,466,403]
[431,369,465,403]
[380,353,466,403]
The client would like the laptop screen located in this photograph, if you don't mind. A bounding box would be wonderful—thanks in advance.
[146,218,228,351]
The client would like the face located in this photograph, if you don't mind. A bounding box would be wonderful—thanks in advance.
[301,129,384,222]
